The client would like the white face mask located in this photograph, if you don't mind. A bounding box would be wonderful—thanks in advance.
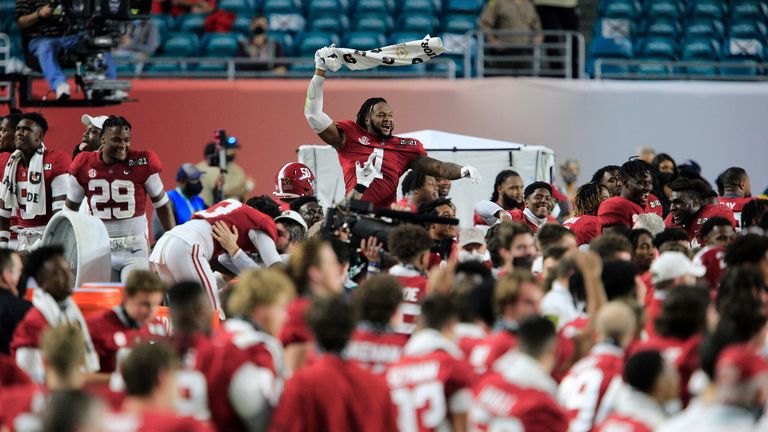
[458,250,487,263]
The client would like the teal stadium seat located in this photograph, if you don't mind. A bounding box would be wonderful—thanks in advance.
[399,14,437,34]
[686,0,726,20]
[731,0,768,22]
[343,31,387,49]
[643,0,684,21]
[150,32,200,73]
[267,31,294,56]
[729,19,768,42]
[178,14,207,34]
[685,18,725,40]
[588,37,633,76]
[263,0,301,13]
[296,31,340,56]
[444,14,477,34]
[593,17,634,38]
[681,37,719,76]
[199,33,240,72]
[307,0,343,18]
[445,0,483,14]
[635,37,677,75]
[353,14,394,33]
[151,14,177,36]
[233,15,254,35]
[309,14,350,32]
[218,0,253,14]
[353,0,392,15]
[642,18,682,39]
[267,13,306,31]
[721,38,764,75]
[400,0,435,15]
[600,0,640,20]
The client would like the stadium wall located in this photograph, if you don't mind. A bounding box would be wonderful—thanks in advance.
[16,78,768,197]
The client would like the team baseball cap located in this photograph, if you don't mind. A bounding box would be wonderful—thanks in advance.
[650,251,706,284]
[177,163,205,181]
[716,345,768,385]
[459,228,486,249]
[81,114,109,129]
[275,210,308,232]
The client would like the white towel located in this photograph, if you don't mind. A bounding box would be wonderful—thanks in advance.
[328,35,446,71]
[0,143,47,216]
[31,285,101,373]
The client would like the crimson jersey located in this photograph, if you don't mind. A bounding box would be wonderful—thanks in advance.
[214,318,282,375]
[509,209,559,233]
[104,411,213,432]
[468,329,517,377]
[279,297,312,347]
[693,245,727,291]
[192,199,278,257]
[598,195,662,231]
[336,120,427,208]
[718,196,753,229]
[664,204,736,247]
[346,324,408,375]
[269,354,396,432]
[0,353,30,387]
[386,331,475,432]
[631,334,701,407]
[0,383,45,432]
[86,308,168,373]
[470,373,568,432]
[69,150,162,222]
[562,215,599,246]
[2,149,71,229]
[595,414,653,432]
[558,344,625,432]
[389,265,429,335]
[10,308,48,357]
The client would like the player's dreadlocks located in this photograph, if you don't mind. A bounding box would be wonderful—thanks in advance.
[618,159,652,182]
[668,177,714,200]
[490,170,521,202]
[100,115,132,138]
[574,182,603,216]
[355,97,387,129]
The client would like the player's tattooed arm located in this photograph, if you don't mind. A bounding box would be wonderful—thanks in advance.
[410,155,463,180]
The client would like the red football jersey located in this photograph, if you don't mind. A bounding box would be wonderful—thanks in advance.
[69,150,163,222]
[664,204,736,247]
[214,318,281,375]
[0,353,31,387]
[470,373,568,432]
[468,329,517,377]
[631,334,701,407]
[279,297,312,347]
[0,383,46,431]
[269,354,396,432]
[693,245,727,291]
[173,332,253,432]
[4,149,71,229]
[10,307,48,357]
[509,209,559,233]
[192,199,278,257]
[646,194,663,216]
[389,265,429,335]
[346,325,408,375]
[86,308,168,373]
[104,411,213,432]
[595,414,653,432]
[386,336,475,432]
[335,120,427,208]
[597,196,656,231]
[718,196,753,229]
[558,343,625,432]
[562,215,599,246]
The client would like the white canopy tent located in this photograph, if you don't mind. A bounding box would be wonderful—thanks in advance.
[298,130,556,227]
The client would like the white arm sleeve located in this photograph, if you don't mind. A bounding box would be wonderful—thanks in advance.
[16,347,45,384]
[66,174,85,206]
[219,250,262,274]
[250,230,282,267]
[304,75,334,134]
[144,173,169,208]
[51,174,69,198]
[228,363,275,432]
[474,200,505,225]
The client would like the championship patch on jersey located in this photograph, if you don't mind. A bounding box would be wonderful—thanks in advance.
[359,136,370,146]
[29,172,41,185]
[127,157,148,167]
[44,163,52,171]
[399,138,418,146]
[88,169,97,178]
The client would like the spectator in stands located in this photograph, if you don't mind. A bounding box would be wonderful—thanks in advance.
[72,114,108,158]
[633,212,666,237]
[154,163,207,240]
[271,295,397,431]
[559,159,580,202]
[155,0,214,16]
[651,153,678,177]
[290,196,324,230]
[480,0,542,75]
[238,16,286,74]
[486,222,537,274]
[86,270,166,373]
[114,20,161,61]
[591,165,622,197]
[196,141,255,205]
[0,113,21,153]
[435,177,452,198]
[651,153,678,216]
[645,252,705,337]
[595,350,678,431]
[15,0,120,100]
[399,171,438,210]
[275,210,308,259]
[654,228,691,254]
[509,182,558,233]
[667,178,737,247]
[387,224,432,335]
[563,182,610,247]
[0,249,29,355]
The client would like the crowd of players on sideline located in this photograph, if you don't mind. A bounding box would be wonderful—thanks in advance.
[0,55,767,431]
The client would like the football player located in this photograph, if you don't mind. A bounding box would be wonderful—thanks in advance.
[272,162,316,211]
[693,217,736,291]
[666,178,736,247]
[66,116,176,282]
[718,167,753,229]
[387,224,432,335]
[508,182,559,233]
[563,182,611,247]
[598,159,663,234]
[304,49,480,208]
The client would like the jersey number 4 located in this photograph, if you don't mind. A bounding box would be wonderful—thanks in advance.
[88,179,136,219]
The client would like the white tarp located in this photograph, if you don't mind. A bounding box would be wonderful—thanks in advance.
[298,130,556,227]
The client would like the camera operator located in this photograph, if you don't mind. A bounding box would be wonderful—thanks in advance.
[15,0,121,100]
[196,141,254,205]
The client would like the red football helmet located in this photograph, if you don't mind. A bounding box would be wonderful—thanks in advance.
[274,162,316,199]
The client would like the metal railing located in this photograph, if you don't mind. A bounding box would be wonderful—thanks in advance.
[594,58,768,81]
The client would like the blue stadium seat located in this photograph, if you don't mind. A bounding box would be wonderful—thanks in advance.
[218,0,253,14]
[161,32,201,56]
[729,19,768,42]
[642,18,681,38]
[635,37,677,75]
[296,31,340,56]
[267,13,306,32]
[720,57,762,76]
[588,37,633,76]
[389,31,428,45]
[400,0,435,14]
[353,13,394,33]
[233,16,254,35]
[687,0,726,20]
[263,0,301,13]
[343,31,387,49]
[445,0,482,14]
[444,14,477,34]
[593,18,633,38]
[681,37,719,75]
[267,31,295,56]
[309,14,350,32]
[354,0,392,15]
[600,0,640,19]
[198,33,240,72]
[151,14,177,35]
[685,18,725,40]
[307,0,342,18]
[399,14,437,34]
[722,37,764,59]
[178,14,207,34]
[731,0,768,22]
[643,0,684,20]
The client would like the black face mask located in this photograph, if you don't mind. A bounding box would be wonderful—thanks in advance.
[512,255,534,270]
[184,182,203,197]
[252,26,266,35]
[657,172,674,186]
[226,154,235,163]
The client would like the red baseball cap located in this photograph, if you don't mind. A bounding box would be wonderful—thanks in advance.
[716,344,768,385]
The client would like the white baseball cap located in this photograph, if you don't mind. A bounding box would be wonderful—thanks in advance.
[650,251,706,284]
[458,227,486,248]
[81,114,109,129]
[275,210,308,232]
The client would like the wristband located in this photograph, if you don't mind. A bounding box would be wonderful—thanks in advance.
[0,231,10,245]
[354,184,368,193]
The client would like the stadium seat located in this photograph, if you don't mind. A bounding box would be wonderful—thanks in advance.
[729,20,768,42]
[178,13,207,34]
[445,0,483,14]
[593,18,633,38]
[400,0,435,15]
[353,0,392,15]
[398,14,437,34]
[151,14,177,35]
[588,36,633,76]
[443,14,477,34]
[643,0,684,20]
[722,37,765,59]
[633,37,677,75]
[268,31,295,56]
[160,32,201,57]
[263,0,302,13]
[199,33,240,72]
[642,18,681,38]
[267,13,306,32]
[233,16,254,35]
[296,31,340,56]
[307,0,342,18]
[681,37,719,76]
[685,18,725,40]
[343,31,387,49]
[218,0,253,14]
[389,31,428,45]
[600,0,640,19]
[309,14,350,32]
[720,57,762,76]
[730,0,768,22]
[687,0,726,20]
[353,13,394,33]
